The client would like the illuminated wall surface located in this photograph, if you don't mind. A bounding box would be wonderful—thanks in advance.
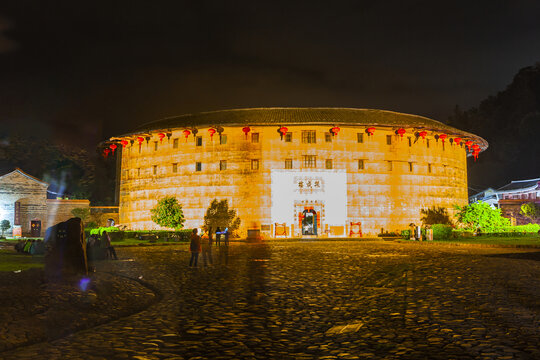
[110,108,487,237]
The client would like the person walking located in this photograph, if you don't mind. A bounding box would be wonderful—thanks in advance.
[189,228,202,267]
[215,227,221,246]
[101,231,118,260]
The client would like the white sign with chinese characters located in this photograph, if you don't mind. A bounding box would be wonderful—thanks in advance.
[271,169,347,227]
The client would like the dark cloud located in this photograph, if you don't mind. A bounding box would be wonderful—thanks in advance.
[0,0,539,148]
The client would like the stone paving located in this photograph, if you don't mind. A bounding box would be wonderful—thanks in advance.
[2,240,540,359]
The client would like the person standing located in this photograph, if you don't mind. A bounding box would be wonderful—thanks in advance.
[201,230,213,266]
[189,228,202,267]
[101,231,118,260]
[215,227,221,246]
[223,227,230,246]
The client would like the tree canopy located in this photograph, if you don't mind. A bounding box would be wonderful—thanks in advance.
[203,199,241,233]
[454,201,510,232]
[520,202,540,221]
[150,196,185,230]
[0,220,10,236]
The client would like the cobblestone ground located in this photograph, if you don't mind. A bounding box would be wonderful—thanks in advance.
[3,240,540,360]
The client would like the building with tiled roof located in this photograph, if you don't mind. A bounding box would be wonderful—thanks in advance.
[106,108,487,237]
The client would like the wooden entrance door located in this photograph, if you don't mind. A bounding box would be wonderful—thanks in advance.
[30,220,41,237]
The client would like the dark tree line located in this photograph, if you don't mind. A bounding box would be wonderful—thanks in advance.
[448,63,540,192]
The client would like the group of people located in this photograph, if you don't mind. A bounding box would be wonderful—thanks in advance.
[87,230,118,261]
[189,227,230,267]
[14,239,45,255]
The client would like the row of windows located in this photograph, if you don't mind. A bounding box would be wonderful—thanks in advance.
[136,130,449,153]
[126,159,446,178]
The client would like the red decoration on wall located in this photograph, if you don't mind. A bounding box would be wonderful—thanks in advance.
[439,133,447,144]
[396,128,406,138]
[103,148,110,158]
[453,137,462,146]
[109,143,117,154]
[418,130,428,140]
[208,128,216,139]
[183,130,191,141]
[465,140,473,152]
[242,126,251,139]
[137,136,144,151]
[120,140,129,148]
[366,127,376,136]
[158,133,166,143]
[331,126,340,136]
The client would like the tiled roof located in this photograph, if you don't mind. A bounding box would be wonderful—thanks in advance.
[497,178,540,192]
[120,108,487,148]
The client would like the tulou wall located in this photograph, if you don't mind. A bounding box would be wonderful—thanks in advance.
[117,120,472,237]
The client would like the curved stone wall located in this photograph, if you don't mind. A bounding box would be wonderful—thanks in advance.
[116,115,479,237]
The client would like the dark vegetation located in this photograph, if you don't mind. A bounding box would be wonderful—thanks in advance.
[448,62,540,191]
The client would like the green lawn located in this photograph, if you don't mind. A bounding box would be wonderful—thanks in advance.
[402,236,540,246]
[0,249,44,272]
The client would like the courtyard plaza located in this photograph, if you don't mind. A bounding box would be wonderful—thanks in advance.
[2,240,540,359]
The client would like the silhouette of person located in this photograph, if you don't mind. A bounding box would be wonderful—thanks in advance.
[215,227,221,246]
[189,228,201,267]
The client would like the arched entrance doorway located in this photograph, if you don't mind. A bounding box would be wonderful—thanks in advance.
[302,209,317,235]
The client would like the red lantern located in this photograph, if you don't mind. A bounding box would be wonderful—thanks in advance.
[331,126,340,136]
[183,129,191,141]
[158,133,165,143]
[242,126,251,139]
[137,136,144,151]
[465,140,473,152]
[103,148,110,158]
[396,128,406,138]
[279,126,288,139]
[120,140,129,148]
[418,130,427,140]
[366,127,376,136]
[208,128,216,139]
[109,143,117,154]
[454,137,462,146]
[439,133,447,144]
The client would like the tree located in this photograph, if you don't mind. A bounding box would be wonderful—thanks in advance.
[420,206,452,225]
[0,220,10,236]
[71,207,91,223]
[454,201,510,232]
[203,199,241,233]
[150,196,185,230]
[520,202,540,221]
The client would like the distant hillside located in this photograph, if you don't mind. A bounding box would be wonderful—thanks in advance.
[448,63,540,193]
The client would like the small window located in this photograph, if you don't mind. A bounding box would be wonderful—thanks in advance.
[408,162,413,172]
[428,163,432,173]
[358,159,364,170]
[173,138,179,149]
[408,137,412,147]
[302,130,316,144]
[325,159,333,169]
[172,163,178,173]
[285,133,292,142]
[386,135,392,145]
[426,139,430,148]
[220,134,227,145]
[357,133,364,143]
[154,141,158,151]
[196,136,203,146]
[325,132,332,143]
[153,165,157,175]
[251,159,259,170]
[220,160,227,171]
[285,159,293,169]
[251,133,259,143]
[302,155,317,168]
[196,162,202,172]
[387,161,393,171]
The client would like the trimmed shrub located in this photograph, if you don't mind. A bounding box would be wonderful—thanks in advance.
[432,224,452,240]
[401,230,410,239]
[89,227,120,236]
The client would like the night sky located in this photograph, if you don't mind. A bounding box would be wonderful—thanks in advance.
[1,0,540,151]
